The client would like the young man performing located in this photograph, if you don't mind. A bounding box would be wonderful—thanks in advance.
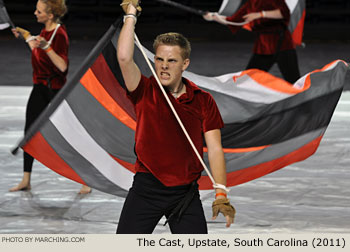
[116,1,235,234]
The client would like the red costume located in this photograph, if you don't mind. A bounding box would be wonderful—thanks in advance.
[24,24,69,173]
[225,0,300,83]
[226,0,295,55]
[128,75,224,186]
[32,25,69,89]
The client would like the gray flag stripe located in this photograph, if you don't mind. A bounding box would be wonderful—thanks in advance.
[218,0,242,16]
[40,119,128,197]
[201,63,348,123]
[202,127,325,176]
[65,84,136,164]
[288,0,305,33]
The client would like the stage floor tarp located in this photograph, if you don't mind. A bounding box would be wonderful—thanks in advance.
[0,37,349,233]
[1,87,349,234]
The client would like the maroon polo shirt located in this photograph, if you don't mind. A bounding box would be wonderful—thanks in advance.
[32,25,69,89]
[127,75,224,186]
[226,0,295,55]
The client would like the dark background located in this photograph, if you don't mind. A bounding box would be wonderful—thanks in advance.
[2,0,350,41]
[1,0,349,88]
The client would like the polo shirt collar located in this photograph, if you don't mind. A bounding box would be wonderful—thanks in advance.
[151,76,201,103]
[177,77,201,103]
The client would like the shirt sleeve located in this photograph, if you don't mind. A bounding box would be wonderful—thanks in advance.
[51,30,69,65]
[50,29,69,75]
[126,74,148,104]
[272,0,291,25]
[202,93,224,133]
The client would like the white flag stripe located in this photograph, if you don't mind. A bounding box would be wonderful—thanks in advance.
[323,60,346,71]
[285,0,299,12]
[218,0,230,14]
[49,100,134,190]
[214,71,243,83]
[292,74,307,89]
[0,22,9,30]
[184,71,293,103]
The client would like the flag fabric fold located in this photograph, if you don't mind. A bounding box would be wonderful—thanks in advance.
[218,0,244,16]
[14,18,349,196]
[0,0,14,30]
[184,60,348,189]
[286,0,306,45]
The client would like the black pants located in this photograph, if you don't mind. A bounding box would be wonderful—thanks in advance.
[24,84,59,172]
[116,172,208,234]
[246,49,300,84]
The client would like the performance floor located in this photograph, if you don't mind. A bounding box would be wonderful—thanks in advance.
[0,36,349,234]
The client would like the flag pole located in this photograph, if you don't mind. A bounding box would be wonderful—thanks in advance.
[154,0,247,26]
[134,33,219,188]
[154,0,206,16]
[0,3,29,45]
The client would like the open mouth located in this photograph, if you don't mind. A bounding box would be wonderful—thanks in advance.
[160,72,170,79]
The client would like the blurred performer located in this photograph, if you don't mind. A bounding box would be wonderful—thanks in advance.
[9,0,91,194]
[116,0,235,233]
[204,0,300,84]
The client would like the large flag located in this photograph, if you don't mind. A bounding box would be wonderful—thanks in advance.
[0,0,14,30]
[219,0,306,45]
[13,19,349,197]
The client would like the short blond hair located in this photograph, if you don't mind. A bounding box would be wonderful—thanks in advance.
[153,32,191,60]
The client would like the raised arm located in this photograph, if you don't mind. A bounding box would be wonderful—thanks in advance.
[117,4,141,92]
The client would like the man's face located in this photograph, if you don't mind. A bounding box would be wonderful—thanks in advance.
[154,45,190,88]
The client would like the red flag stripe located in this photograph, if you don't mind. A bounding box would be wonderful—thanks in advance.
[110,154,136,173]
[235,69,309,93]
[80,69,136,130]
[198,135,323,190]
[292,10,306,45]
[90,54,136,120]
[204,145,269,153]
[235,59,347,93]
[23,132,86,184]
